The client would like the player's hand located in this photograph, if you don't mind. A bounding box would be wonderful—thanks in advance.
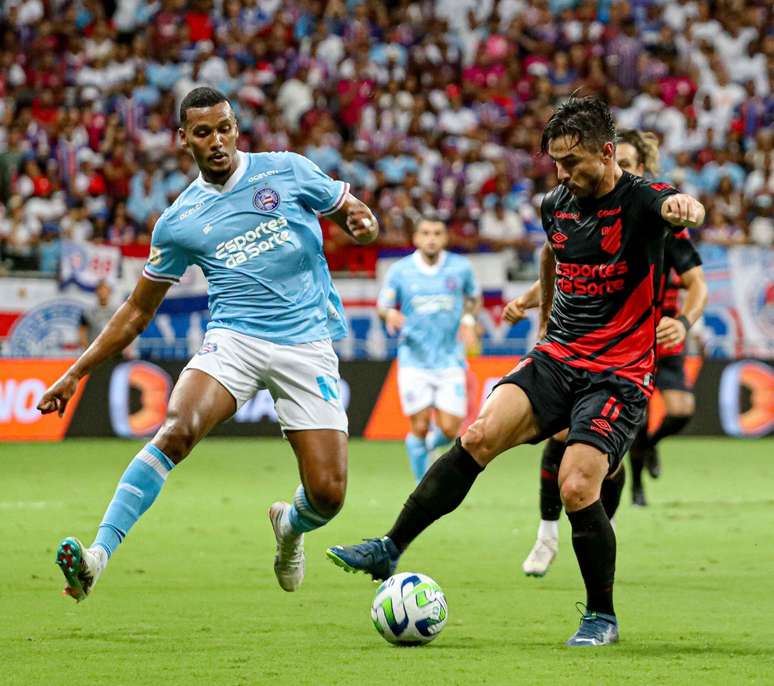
[385,309,405,336]
[661,194,705,228]
[346,208,378,245]
[656,316,687,349]
[503,297,528,324]
[36,372,80,418]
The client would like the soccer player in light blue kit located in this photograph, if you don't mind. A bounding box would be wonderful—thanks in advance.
[37,87,379,599]
[378,219,481,482]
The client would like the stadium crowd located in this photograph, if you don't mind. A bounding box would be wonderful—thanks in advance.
[0,0,772,277]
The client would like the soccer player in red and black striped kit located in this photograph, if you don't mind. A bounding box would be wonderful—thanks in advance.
[327,97,706,646]
[512,129,708,577]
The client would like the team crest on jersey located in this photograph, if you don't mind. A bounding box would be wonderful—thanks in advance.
[601,219,622,254]
[445,277,458,291]
[253,187,280,212]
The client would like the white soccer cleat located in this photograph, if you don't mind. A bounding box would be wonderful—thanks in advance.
[269,502,305,592]
[522,538,558,577]
[56,537,106,602]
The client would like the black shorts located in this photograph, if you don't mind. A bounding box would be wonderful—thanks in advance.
[495,350,648,471]
[656,354,687,391]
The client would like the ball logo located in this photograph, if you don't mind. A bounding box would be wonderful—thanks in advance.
[109,362,172,438]
[253,187,280,212]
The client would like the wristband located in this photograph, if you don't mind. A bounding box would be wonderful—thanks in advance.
[461,313,477,327]
[676,315,691,331]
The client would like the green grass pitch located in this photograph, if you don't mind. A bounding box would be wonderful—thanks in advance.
[2,437,773,685]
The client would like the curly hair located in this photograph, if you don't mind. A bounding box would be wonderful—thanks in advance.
[617,129,660,177]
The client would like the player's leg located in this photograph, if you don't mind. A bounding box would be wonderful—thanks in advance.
[523,429,567,577]
[266,338,350,590]
[57,369,237,601]
[646,388,694,477]
[406,408,433,483]
[425,366,468,454]
[645,355,693,478]
[398,366,435,481]
[600,463,625,525]
[628,420,649,506]
[327,379,545,579]
[562,379,646,646]
[560,442,619,646]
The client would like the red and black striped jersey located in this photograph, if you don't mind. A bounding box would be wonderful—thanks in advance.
[655,228,702,359]
[538,172,680,396]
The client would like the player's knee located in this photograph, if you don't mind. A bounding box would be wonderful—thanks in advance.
[560,472,599,511]
[307,475,346,519]
[410,416,431,438]
[461,418,497,463]
[154,414,199,461]
[438,416,462,440]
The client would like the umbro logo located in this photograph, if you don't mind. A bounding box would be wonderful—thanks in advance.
[590,418,613,435]
[552,232,568,249]
[202,223,213,234]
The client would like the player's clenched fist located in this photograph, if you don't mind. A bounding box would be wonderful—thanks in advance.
[503,297,529,324]
[37,372,80,417]
[656,316,687,349]
[346,208,378,244]
[661,194,705,228]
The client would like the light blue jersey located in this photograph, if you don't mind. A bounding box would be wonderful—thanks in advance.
[143,151,350,345]
[378,251,480,369]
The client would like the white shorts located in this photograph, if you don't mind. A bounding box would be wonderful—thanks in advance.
[397,365,467,418]
[183,328,348,433]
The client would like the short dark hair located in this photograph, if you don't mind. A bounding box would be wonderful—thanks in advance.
[179,87,229,125]
[540,96,616,154]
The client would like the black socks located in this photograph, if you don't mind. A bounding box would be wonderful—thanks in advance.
[387,438,484,553]
[649,414,691,446]
[566,500,616,616]
[601,466,625,520]
[539,438,565,521]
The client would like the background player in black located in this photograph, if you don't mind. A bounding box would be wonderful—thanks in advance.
[507,129,708,578]
[326,97,705,647]
[617,131,708,506]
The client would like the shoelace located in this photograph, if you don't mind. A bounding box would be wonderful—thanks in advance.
[572,602,610,639]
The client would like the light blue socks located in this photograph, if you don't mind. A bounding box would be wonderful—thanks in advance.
[92,444,175,557]
[288,484,331,534]
[405,432,429,483]
[426,424,453,452]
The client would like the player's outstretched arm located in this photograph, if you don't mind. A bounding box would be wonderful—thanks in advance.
[537,243,556,338]
[327,193,379,245]
[656,266,708,349]
[37,276,171,417]
[503,279,540,324]
[661,194,706,229]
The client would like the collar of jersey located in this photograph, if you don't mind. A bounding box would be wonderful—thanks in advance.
[412,249,447,275]
[195,151,247,194]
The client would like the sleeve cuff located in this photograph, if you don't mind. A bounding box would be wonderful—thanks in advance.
[143,267,180,284]
[319,181,350,216]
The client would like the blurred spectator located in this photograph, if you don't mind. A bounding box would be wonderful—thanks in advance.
[38,222,61,275]
[0,0,770,280]
[0,194,41,270]
[79,280,116,348]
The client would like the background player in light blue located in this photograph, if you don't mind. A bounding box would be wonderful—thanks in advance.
[378,219,481,482]
[38,87,379,599]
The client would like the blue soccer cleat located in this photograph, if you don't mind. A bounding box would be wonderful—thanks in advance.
[326,537,400,581]
[565,608,619,647]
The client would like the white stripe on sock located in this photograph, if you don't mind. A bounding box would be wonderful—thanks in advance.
[117,483,143,498]
[137,450,171,480]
